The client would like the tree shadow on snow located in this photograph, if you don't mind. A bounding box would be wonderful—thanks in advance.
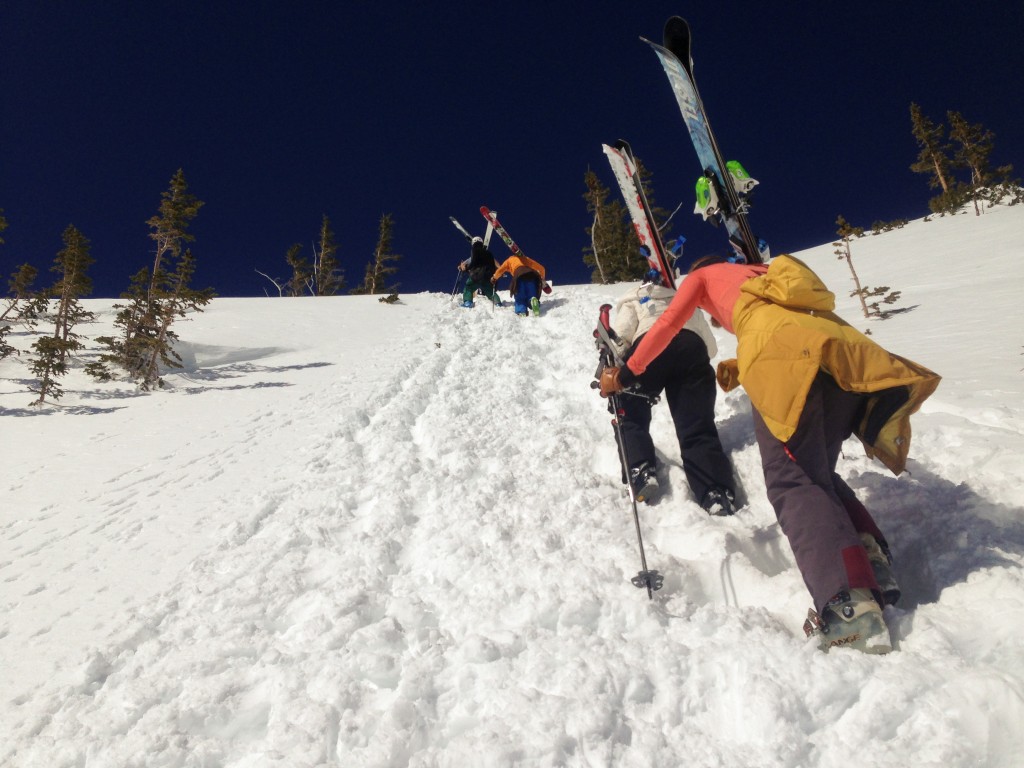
[0,403,129,417]
[175,360,332,383]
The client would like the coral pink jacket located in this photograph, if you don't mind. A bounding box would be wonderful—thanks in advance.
[627,262,767,375]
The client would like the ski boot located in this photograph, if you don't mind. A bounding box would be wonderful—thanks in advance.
[460,299,475,308]
[701,487,736,516]
[804,589,892,655]
[860,533,901,606]
[629,462,659,504]
[530,297,541,316]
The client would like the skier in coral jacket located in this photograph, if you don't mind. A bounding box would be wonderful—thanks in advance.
[600,253,940,654]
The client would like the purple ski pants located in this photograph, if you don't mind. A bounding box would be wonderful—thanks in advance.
[752,373,883,612]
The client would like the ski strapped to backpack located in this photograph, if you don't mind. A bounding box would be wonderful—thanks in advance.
[591,303,663,599]
[642,17,767,264]
[449,216,473,243]
[479,207,552,294]
[602,140,677,290]
[450,214,497,248]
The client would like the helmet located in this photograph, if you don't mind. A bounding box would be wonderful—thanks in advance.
[471,236,483,245]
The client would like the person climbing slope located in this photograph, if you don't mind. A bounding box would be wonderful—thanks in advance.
[600,253,940,654]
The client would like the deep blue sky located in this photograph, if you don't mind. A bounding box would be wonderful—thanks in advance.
[2,3,1022,298]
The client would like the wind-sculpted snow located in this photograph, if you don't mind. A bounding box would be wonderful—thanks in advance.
[2,206,1024,766]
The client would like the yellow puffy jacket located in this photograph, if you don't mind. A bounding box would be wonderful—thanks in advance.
[724,254,940,475]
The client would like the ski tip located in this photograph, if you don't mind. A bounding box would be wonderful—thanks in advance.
[662,16,693,72]
[663,16,691,37]
[639,34,663,52]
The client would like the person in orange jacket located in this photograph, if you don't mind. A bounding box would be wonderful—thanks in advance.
[600,253,939,655]
[491,253,547,316]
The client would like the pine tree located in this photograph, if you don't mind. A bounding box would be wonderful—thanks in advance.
[352,213,401,295]
[134,169,206,387]
[1,213,49,359]
[910,103,963,214]
[0,321,14,362]
[834,215,871,319]
[136,248,214,388]
[88,268,150,381]
[582,168,638,283]
[833,215,903,323]
[255,243,314,296]
[947,110,997,215]
[910,103,954,194]
[50,225,95,357]
[88,170,212,389]
[286,243,313,296]
[0,210,15,359]
[312,215,345,296]
[29,224,96,404]
[2,263,42,322]
[146,169,204,299]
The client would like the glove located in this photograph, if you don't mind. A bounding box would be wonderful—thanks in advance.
[716,359,741,391]
[599,365,636,397]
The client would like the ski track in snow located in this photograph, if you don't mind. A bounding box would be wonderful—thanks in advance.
[4,207,1024,767]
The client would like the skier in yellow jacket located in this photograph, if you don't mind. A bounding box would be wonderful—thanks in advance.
[491,253,547,316]
[600,253,940,654]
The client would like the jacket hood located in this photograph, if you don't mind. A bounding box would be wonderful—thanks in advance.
[740,254,835,313]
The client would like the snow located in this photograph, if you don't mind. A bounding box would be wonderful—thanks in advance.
[2,205,1024,767]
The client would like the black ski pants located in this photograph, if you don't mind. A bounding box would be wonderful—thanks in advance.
[616,329,735,503]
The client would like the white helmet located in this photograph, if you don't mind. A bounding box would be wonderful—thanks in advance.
[471,236,483,245]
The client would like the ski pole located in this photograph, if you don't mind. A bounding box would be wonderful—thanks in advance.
[591,329,662,599]
[450,268,464,301]
[606,386,663,599]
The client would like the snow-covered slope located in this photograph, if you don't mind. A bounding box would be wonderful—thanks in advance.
[2,205,1023,767]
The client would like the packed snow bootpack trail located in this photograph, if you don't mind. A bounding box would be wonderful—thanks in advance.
[4,229,1024,764]
[3,9,1024,765]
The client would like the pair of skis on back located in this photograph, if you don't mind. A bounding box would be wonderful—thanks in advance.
[450,207,531,263]
[603,15,767,296]
[449,210,496,249]
[450,207,551,297]
[597,16,768,598]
